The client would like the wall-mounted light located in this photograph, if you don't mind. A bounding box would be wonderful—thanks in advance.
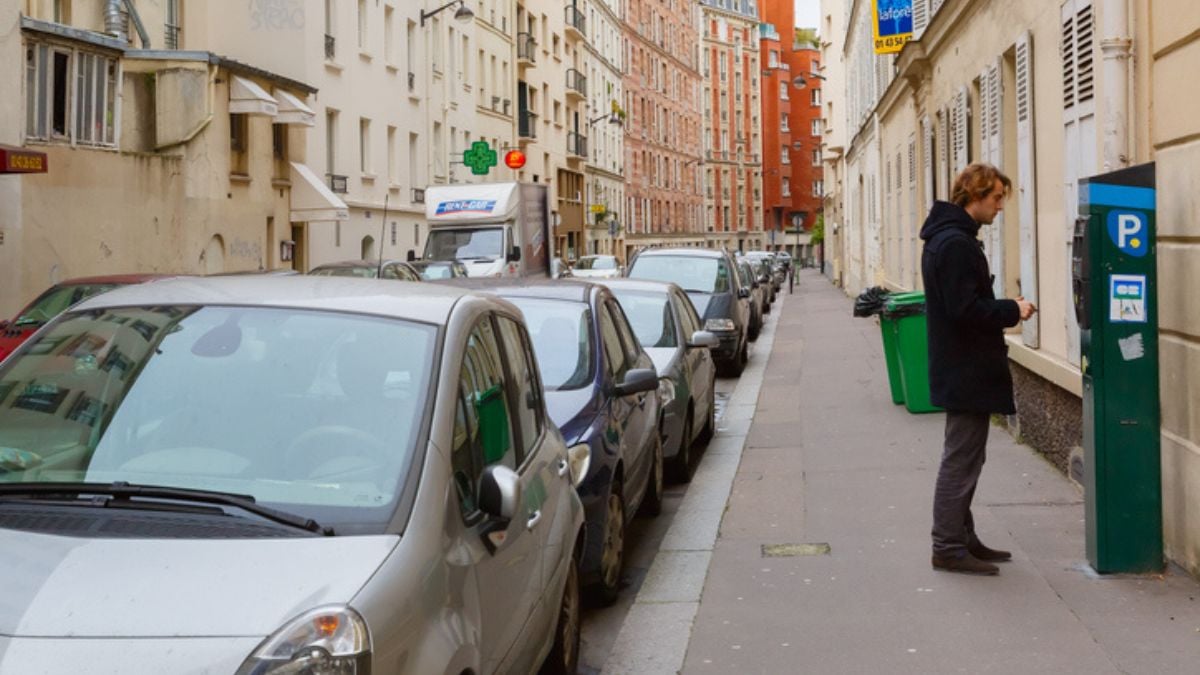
[420,0,473,27]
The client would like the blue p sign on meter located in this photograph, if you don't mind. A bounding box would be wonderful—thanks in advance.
[1107,210,1149,258]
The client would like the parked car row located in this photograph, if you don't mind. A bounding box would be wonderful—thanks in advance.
[0,245,780,673]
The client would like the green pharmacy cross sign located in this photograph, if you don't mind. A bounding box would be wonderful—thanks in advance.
[463,141,498,176]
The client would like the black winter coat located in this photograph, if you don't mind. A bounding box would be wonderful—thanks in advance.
[919,202,1020,414]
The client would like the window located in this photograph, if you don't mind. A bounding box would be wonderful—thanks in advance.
[359,117,371,174]
[811,119,822,136]
[324,0,336,59]
[813,180,824,197]
[357,0,367,50]
[597,302,625,378]
[406,20,416,89]
[386,125,396,185]
[780,81,788,100]
[229,113,248,175]
[384,6,394,63]
[608,299,643,365]
[272,123,288,180]
[165,0,181,49]
[325,109,338,176]
[25,42,118,147]
[496,316,544,457]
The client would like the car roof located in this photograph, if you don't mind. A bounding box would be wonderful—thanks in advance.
[311,259,407,269]
[591,278,680,295]
[56,273,180,285]
[437,277,595,303]
[634,247,725,260]
[71,276,484,326]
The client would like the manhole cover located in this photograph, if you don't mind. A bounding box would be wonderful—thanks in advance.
[762,543,831,557]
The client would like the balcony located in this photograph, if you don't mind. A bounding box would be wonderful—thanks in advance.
[568,131,588,158]
[566,68,587,100]
[517,32,536,67]
[324,34,335,60]
[327,174,348,194]
[564,4,586,40]
[519,110,538,141]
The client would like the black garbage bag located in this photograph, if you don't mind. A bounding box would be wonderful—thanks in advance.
[853,286,891,317]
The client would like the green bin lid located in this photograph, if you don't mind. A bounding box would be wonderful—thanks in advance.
[883,291,926,318]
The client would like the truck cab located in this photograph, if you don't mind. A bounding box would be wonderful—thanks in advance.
[422,183,551,278]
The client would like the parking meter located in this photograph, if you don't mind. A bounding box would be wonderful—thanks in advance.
[1076,162,1162,574]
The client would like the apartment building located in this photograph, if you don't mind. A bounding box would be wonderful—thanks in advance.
[758,0,824,258]
[622,0,705,258]
[818,0,849,285]
[582,0,625,258]
[513,0,587,260]
[699,0,763,252]
[3,0,333,315]
[825,0,1200,576]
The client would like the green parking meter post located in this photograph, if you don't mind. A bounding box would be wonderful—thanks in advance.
[1075,162,1163,574]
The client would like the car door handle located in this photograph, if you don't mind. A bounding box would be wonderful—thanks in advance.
[526,510,542,530]
[637,393,647,409]
[557,458,570,478]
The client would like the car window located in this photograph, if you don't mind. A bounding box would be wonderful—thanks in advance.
[15,283,122,326]
[597,303,625,378]
[628,255,730,294]
[614,291,679,349]
[397,265,420,282]
[506,298,594,391]
[496,316,544,458]
[608,299,647,363]
[380,264,400,280]
[669,291,698,339]
[452,317,519,520]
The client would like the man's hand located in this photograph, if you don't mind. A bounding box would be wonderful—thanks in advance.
[1015,296,1037,321]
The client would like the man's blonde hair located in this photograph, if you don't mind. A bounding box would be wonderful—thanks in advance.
[951,163,1012,208]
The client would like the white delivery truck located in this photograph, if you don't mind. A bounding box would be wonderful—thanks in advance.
[420,182,551,277]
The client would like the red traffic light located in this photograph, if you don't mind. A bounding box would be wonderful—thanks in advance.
[504,150,526,169]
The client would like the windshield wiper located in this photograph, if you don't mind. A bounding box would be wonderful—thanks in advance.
[0,482,333,536]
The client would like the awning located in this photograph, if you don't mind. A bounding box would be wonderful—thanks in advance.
[230,76,278,116]
[0,144,48,174]
[274,90,315,126]
[289,162,349,222]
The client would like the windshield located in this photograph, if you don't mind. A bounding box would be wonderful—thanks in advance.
[414,263,456,280]
[611,291,678,349]
[425,227,503,261]
[309,266,377,278]
[0,305,436,532]
[506,298,594,391]
[575,256,617,270]
[15,283,122,326]
[628,255,730,294]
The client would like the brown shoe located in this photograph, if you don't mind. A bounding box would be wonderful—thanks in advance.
[968,541,1012,562]
[931,553,999,575]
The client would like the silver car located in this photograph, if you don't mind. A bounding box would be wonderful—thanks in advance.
[598,279,719,482]
[0,276,585,674]
[568,255,623,279]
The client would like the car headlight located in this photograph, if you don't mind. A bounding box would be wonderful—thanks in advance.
[567,443,591,487]
[705,318,735,332]
[236,606,371,675]
[657,378,676,408]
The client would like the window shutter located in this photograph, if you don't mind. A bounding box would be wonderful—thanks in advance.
[953,87,968,173]
[922,116,934,207]
[908,137,919,288]
[913,0,929,39]
[1016,32,1040,347]
[1061,8,1076,111]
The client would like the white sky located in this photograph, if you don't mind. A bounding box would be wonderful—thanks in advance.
[794,0,821,31]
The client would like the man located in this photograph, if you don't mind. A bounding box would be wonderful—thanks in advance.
[920,163,1037,576]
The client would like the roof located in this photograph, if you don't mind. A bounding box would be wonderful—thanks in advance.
[634,247,725,260]
[72,276,480,326]
[590,278,681,296]
[436,277,594,304]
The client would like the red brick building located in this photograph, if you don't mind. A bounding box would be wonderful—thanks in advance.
[760,1,822,250]
[622,0,705,258]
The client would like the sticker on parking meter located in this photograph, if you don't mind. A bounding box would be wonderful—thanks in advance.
[1109,274,1147,323]
[1106,210,1149,258]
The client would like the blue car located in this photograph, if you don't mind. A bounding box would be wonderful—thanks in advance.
[456,279,663,605]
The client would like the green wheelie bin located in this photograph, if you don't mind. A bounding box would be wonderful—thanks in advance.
[883,292,943,414]
[878,291,924,405]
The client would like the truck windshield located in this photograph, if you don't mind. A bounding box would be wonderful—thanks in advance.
[425,227,503,261]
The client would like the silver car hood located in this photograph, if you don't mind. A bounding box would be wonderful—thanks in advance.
[0,528,399,638]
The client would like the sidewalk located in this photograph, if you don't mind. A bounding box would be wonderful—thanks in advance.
[612,269,1200,674]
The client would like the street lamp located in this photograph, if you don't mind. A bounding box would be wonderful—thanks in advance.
[588,112,622,126]
[420,0,474,26]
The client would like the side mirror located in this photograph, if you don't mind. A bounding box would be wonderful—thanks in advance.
[479,465,521,521]
[738,288,750,299]
[507,245,522,262]
[614,368,658,397]
[688,330,720,349]
[406,250,417,262]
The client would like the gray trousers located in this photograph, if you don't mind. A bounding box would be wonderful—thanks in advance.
[931,411,990,557]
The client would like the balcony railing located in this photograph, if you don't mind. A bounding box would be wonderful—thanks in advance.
[519,110,538,139]
[568,131,588,157]
[325,34,335,60]
[566,68,587,98]
[328,174,348,194]
[564,5,586,38]
[517,33,536,64]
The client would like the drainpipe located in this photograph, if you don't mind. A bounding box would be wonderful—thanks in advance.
[104,0,128,43]
[122,0,152,48]
[1100,0,1132,170]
